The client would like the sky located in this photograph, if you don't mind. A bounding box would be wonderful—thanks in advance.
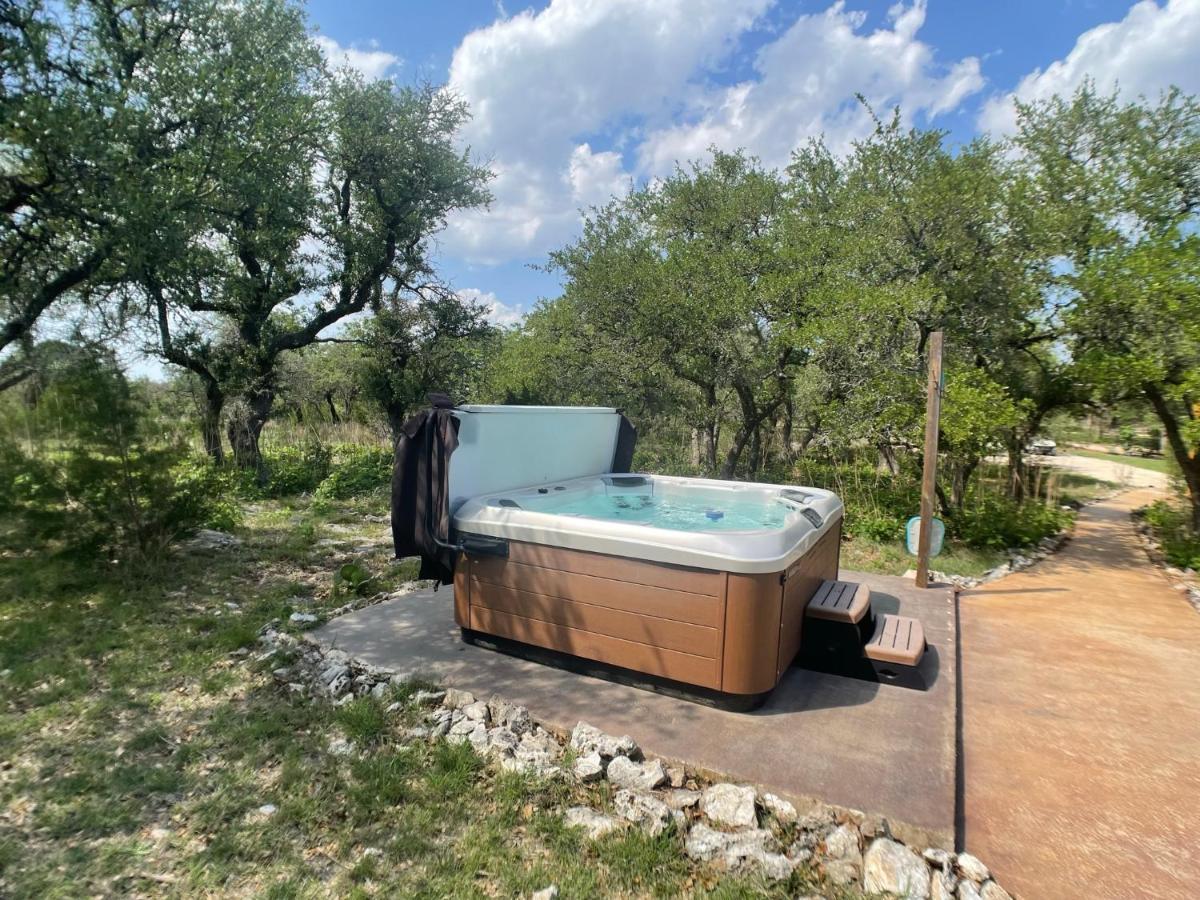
[301,0,1200,329]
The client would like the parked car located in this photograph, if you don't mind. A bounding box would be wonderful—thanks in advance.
[1027,438,1057,456]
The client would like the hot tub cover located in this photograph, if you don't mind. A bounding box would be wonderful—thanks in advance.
[391,400,636,583]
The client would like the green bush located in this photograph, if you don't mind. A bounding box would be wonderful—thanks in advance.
[0,354,240,560]
[950,495,1072,550]
[254,443,332,497]
[315,445,392,500]
[1141,501,1200,569]
[170,458,244,532]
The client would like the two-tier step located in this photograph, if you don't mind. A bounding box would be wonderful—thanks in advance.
[798,579,928,690]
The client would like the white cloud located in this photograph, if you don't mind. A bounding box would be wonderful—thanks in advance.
[441,0,983,265]
[979,0,1200,134]
[638,0,984,173]
[315,35,401,80]
[443,0,772,262]
[458,288,526,327]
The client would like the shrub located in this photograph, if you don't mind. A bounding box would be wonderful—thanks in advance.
[950,495,1071,550]
[255,443,332,497]
[315,444,392,500]
[1141,501,1200,570]
[170,457,243,532]
[0,354,239,560]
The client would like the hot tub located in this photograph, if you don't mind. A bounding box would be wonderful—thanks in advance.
[450,466,843,707]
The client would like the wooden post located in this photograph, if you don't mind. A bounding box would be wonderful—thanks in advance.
[915,331,944,589]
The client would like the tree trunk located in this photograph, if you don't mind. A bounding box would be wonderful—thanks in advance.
[1145,383,1200,530]
[201,380,225,463]
[227,388,274,472]
[324,391,341,424]
[747,425,763,476]
[877,443,901,475]
[1006,434,1027,502]
[386,399,407,442]
[951,458,978,510]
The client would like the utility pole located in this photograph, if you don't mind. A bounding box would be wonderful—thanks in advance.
[915,331,944,589]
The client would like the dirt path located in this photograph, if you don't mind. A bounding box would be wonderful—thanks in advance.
[1033,453,1168,491]
[960,490,1200,899]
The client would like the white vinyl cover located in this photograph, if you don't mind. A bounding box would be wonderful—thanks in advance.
[453,473,845,574]
[448,405,622,514]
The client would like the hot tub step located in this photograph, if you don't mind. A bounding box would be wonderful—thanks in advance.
[806,579,871,624]
[863,614,926,667]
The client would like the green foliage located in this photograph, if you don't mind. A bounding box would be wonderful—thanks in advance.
[333,561,375,598]
[0,352,237,560]
[1141,501,1200,570]
[314,445,393,500]
[168,458,244,533]
[950,496,1072,551]
[255,444,333,498]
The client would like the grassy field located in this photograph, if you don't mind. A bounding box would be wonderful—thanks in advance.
[0,492,861,899]
[1065,447,1171,474]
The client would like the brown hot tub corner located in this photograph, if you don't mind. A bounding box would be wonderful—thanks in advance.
[452,521,842,710]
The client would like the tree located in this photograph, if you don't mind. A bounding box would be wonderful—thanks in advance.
[354,289,498,439]
[1,0,234,360]
[549,151,800,477]
[785,110,1065,502]
[1016,84,1200,525]
[140,4,491,469]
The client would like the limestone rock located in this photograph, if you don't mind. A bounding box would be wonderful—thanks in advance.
[569,721,639,759]
[684,823,731,861]
[185,529,241,551]
[823,859,861,887]
[859,812,891,839]
[412,689,445,705]
[924,848,955,870]
[957,881,982,900]
[442,688,476,709]
[606,756,667,792]
[823,823,862,861]
[466,722,489,753]
[863,838,932,900]
[760,792,797,823]
[930,869,957,900]
[613,789,673,835]
[462,700,490,723]
[666,765,686,788]
[488,726,520,756]
[686,823,781,875]
[956,852,989,883]
[531,887,558,900]
[564,806,621,839]
[979,880,1012,900]
[701,783,757,829]
[662,789,701,811]
[572,752,604,783]
[288,612,318,624]
[795,802,838,837]
[327,736,355,756]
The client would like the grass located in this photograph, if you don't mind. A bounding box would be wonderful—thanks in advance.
[0,488,858,898]
[840,536,1007,579]
[1065,447,1171,474]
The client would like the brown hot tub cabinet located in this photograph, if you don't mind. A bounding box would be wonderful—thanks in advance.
[453,523,844,708]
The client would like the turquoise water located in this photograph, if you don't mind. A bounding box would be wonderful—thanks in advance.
[524,491,788,532]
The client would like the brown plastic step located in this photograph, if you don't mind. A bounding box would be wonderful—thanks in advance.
[864,614,926,666]
[806,579,871,624]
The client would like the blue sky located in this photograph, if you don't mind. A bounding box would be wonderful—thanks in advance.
[306,0,1198,325]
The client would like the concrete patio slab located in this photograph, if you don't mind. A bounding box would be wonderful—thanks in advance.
[313,570,956,845]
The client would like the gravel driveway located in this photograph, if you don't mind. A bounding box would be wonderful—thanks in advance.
[1028,452,1169,491]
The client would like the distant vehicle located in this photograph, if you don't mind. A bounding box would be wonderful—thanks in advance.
[1027,438,1057,456]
